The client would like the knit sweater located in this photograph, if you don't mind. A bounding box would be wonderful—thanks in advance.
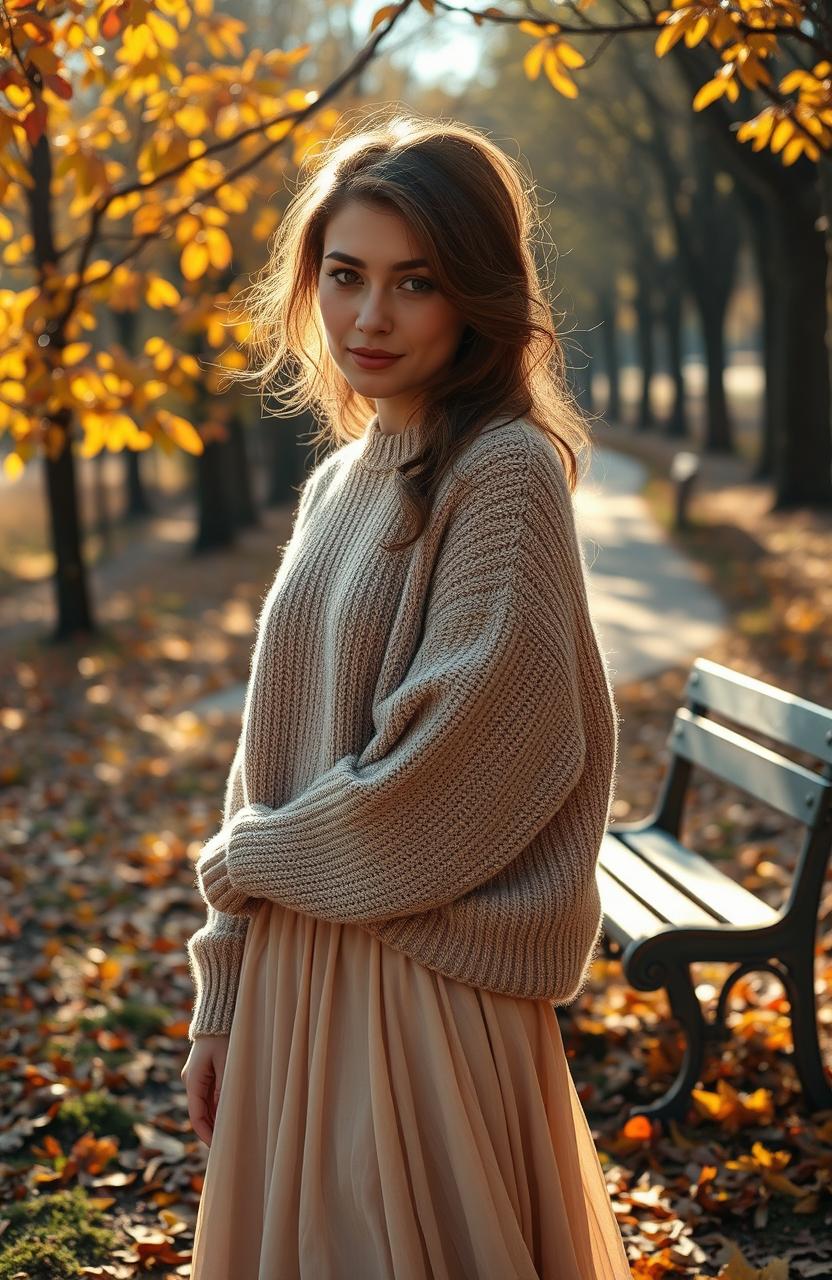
[186,413,619,1039]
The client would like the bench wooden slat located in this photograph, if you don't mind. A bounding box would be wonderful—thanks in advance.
[599,837,720,928]
[687,658,832,765]
[616,828,780,928]
[596,862,665,949]
[667,707,830,826]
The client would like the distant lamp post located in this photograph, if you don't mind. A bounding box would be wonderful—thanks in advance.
[670,451,700,531]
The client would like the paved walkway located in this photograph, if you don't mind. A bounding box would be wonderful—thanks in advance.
[575,445,727,687]
[189,445,727,720]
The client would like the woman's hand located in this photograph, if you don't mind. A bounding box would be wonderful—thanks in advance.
[181,1035,230,1147]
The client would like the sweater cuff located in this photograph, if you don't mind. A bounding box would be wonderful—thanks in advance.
[187,927,247,1039]
[197,834,257,916]
[226,803,273,895]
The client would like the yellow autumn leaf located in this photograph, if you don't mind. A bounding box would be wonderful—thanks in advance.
[217,348,248,370]
[175,213,203,245]
[685,13,710,46]
[174,104,209,137]
[203,205,229,227]
[62,342,91,366]
[145,276,182,309]
[181,240,210,281]
[556,41,586,70]
[78,413,108,458]
[146,10,179,49]
[780,137,801,164]
[133,205,167,236]
[693,77,729,110]
[3,239,28,266]
[543,48,579,98]
[216,184,247,213]
[82,260,110,284]
[655,15,690,58]
[104,413,142,451]
[750,1141,791,1170]
[523,40,546,80]
[770,117,795,153]
[3,452,24,481]
[0,210,13,241]
[68,372,101,404]
[98,955,122,983]
[105,191,142,220]
[157,409,204,455]
[737,109,776,149]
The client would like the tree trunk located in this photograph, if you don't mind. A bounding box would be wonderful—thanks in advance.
[228,412,260,529]
[93,451,114,552]
[112,308,153,519]
[569,345,593,414]
[634,271,656,432]
[663,288,688,439]
[741,190,776,481]
[265,409,315,508]
[670,43,832,506]
[769,195,832,508]
[598,289,622,424]
[699,299,733,453]
[42,413,95,639]
[194,434,238,552]
[189,327,238,551]
[25,124,96,638]
[124,449,152,520]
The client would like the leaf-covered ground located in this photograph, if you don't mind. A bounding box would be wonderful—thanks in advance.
[1,432,831,1279]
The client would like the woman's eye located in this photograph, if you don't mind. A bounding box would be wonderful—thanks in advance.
[325,269,434,293]
[327,268,359,285]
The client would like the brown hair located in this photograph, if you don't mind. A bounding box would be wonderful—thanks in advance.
[221,106,598,551]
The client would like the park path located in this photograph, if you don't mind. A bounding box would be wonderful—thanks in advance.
[575,445,727,688]
[189,445,728,721]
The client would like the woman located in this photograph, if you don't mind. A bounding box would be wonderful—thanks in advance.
[181,108,630,1279]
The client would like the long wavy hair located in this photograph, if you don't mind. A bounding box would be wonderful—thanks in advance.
[221,106,598,552]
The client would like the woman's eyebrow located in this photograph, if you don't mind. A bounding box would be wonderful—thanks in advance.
[323,251,430,270]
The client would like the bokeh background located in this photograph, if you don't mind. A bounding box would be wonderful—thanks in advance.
[1,2,831,1276]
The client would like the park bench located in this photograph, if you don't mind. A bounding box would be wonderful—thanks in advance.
[597,656,832,1123]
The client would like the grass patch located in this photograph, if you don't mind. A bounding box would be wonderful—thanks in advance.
[79,999,170,1039]
[46,1089,139,1149]
[0,1185,116,1279]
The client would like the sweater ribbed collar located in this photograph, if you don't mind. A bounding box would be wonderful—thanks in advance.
[357,414,422,473]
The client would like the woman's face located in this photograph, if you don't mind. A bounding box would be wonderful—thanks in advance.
[317,199,467,427]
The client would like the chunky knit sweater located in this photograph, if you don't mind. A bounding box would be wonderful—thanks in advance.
[186,413,619,1039]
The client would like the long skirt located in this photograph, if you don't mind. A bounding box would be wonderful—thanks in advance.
[189,899,631,1280]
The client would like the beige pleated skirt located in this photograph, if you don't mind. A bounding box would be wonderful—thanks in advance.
[190,899,630,1280]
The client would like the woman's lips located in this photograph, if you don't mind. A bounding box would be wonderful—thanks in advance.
[349,350,403,370]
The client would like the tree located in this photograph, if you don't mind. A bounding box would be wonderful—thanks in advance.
[449,0,832,500]
[0,0,410,639]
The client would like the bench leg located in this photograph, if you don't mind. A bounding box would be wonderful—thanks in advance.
[628,959,707,1124]
[782,950,832,1114]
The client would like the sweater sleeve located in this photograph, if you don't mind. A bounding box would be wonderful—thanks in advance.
[204,431,589,926]
[186,740,255,1039]
[185,458,333,1039]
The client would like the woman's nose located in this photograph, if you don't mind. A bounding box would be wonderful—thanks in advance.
[355,289,392,332]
